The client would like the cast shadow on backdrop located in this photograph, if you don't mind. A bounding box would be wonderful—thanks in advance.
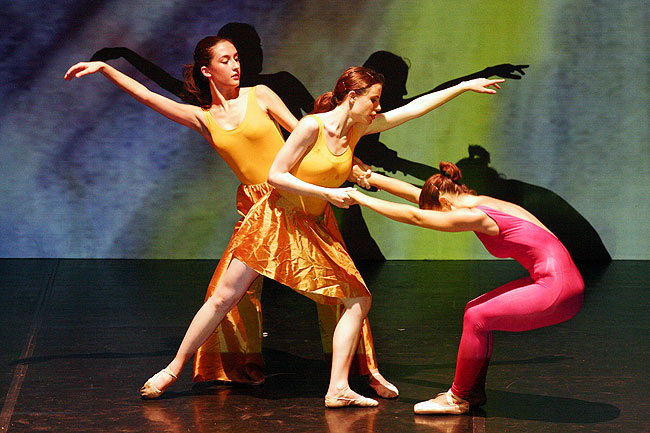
[457,145,611,263]
[90,26,607,264]
[346,51,609,263]
[356,144,611,264]
[90,23,516,261]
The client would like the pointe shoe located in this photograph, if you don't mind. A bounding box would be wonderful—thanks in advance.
[140,367,177,399]
[413,390,470,415]
[368,375,399,399]
[324,386,379,408]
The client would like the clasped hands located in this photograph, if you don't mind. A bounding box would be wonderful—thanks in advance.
[327,158,372,208]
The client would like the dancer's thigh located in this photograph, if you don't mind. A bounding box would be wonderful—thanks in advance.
[464,277,560,333]
[209,258,260,307]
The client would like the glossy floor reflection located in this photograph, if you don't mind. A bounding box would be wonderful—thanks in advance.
[0,260,647,432]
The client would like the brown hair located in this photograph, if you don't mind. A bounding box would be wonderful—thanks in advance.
[419,162,476,210]
[183,36,234,108]
[311,66,384,113]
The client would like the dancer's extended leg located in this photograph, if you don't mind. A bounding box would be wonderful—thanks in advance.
[324,296,378,408]
[318,304,398,398]
[140,258,259,398]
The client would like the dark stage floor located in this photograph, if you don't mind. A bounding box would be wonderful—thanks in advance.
[0,259,647,432]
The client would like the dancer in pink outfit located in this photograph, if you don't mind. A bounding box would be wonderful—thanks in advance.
[347,161,584,415]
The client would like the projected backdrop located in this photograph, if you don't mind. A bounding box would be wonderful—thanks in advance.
[0,1,647,259]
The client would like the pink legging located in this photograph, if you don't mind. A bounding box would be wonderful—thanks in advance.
[450,276,583,398]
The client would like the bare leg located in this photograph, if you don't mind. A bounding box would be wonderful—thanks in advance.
[325,296,377,407]
[140,258,259,397]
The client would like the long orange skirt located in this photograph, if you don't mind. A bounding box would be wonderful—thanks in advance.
[193,185,377,384]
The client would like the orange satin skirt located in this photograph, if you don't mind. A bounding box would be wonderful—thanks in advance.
[193,185,377,384]
[230,189,371,303]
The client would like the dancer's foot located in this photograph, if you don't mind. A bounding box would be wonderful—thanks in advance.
[368,370,399,399]
[413,390,470,415]
[325,386,379,408]
[140,367,178,399]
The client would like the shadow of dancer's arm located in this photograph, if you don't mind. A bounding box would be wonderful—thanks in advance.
[405,64,529,102]
[90,47,192,103]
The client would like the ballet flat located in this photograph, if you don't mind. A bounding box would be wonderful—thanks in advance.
[324,386,379,408]
[369,379,399,399]
[140,367,177,399]
[413,390,470,415]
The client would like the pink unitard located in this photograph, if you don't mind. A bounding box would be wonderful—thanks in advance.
[450,206,584,400]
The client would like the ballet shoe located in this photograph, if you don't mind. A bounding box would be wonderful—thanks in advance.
[368,375,399,399]
[324,386,379,408]
[413,390,470,415]
[140,367,177,399]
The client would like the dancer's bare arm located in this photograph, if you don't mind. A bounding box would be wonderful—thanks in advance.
[365,78,503,135]
[268,116,355,208]
[349,167,421,204]
[348,189,492,233]
[64,61,207,136]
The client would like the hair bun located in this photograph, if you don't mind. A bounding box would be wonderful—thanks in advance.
[439,161,462,183]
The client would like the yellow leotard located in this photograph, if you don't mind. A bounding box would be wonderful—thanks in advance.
[282,115,359,215]
[203,86,284,185]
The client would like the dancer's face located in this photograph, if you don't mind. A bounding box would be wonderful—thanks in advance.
[202,41,240,87]
[350,84,382,124]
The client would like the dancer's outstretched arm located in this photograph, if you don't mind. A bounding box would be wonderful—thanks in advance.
[90,47,189,101]
[64,61,206,135]
[347,188,488,233]
[350,165,421,204]
[408,63,528,100]
[365,78,504,135]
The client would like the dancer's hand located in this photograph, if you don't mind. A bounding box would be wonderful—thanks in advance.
[64,61,106,80]
[326,187,356,208]
[485,64,529,80]
[349,157,373,190]
[463,78,504,94]
[346,188,368,206]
